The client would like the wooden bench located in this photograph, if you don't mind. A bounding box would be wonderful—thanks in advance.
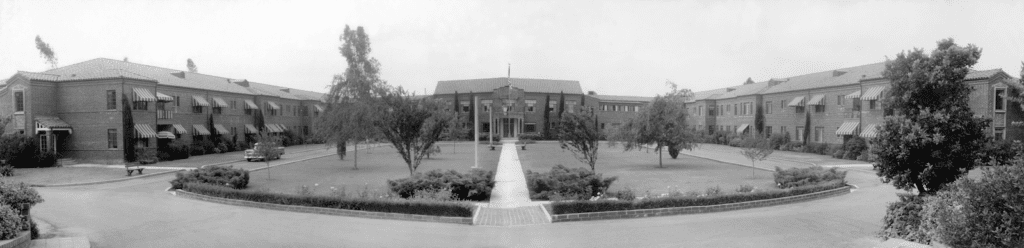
[126,165,144,176]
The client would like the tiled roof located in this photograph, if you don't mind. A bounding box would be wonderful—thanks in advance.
[964,69,1004,80]
[435,78,583,95]
[711,80,774,99]
[591,95,653,102]
[686,88,729,102]
[32,58,323,100]
[761,62,887,94]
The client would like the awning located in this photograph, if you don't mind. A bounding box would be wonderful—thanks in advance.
[266,101,280,110]
[213,124,229,135]
[155,92,174,102]
[133,88,156,102]
[157,131,176,139]
[845,90,861,99]
[861,86,887,100]
[806,95,825,106]
[244,99,259,110]
[134,124,157,138]
[192,124,212,136]
[836,121,860,136]
[265,124,281,133]
[171,124,188,135]
[276,124,288,131]
[314,105,325,112]
[34,116,73,133]
[736,124,750,133]
[244,124,259,134]
[860,124,879,138]
[192,95,211,107]
[787,96,806,107]
[212,97,229,108]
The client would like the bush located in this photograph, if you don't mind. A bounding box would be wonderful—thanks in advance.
[0,165,12,177]
[553,180,846,214]
[0,182,44,214]
[774,166,847,188]
[843,137,868,160]
[978,139,1019,166]
[387,169,494,201]
[525,164,617,200]
[769,133,790,149]
[189,144,206,156]
[667,146,680,159]
[728,137,743,147]
[0,134,58,168]
[518,133,543,141]
[736,184,755,193]
[159,140,191,161]
[609,188,636,201]
[919,165,1024,247]
[136,147,158,164]
[0,205,25,240]
[878,194,930,244]
[169,165,249,190]
[183,183,474,217]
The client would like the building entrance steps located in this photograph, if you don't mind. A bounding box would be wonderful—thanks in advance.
[486,140,532,209]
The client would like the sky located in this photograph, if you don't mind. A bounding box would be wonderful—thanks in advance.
[1,0,1023,97]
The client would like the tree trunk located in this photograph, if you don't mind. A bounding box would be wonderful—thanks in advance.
[915,182,928,196]
[751,160,756,178]
[659,148,663,168]
[353,140,359,170]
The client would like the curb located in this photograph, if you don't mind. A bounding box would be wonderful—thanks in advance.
[550,185,852,222]
[30,169,184,187]
[175,189,473,225]
[680,151,775,172]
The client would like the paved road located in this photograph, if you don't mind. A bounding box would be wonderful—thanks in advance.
[31,151,899,248]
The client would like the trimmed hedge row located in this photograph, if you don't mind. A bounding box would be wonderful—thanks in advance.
[552,180,847,214]
[183,183,474,217]
[170,165,250,190]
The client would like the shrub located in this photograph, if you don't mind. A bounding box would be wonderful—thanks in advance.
[183,183,474,217]
[919,165,1024,247]
[843,137,868,160]
[0,165,12,177]
[159,140,191,161]
[878,194,930,244]
[768,133,790,149]
[0,205,26,240]
[525,164,617,200]
[189,144,206,156]
[0,182,44,215]
[0,134,58,168]
[728,137,743,147]
[553,180,846,214]
[610,188,636,201]
[518,133,543,141]
[705,186,722,196]
[736,185,755,193]
[136,147,158,164]
[774,166,847,188]
[977,139,1019,166]
[667,146,680,159]
[856,153,870,162]
[169,165,249,190]
[387,169,494,201]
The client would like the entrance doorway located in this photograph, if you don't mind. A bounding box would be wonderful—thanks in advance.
[498,118,519,139]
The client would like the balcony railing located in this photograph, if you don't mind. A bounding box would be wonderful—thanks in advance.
[158,110,174,119]
[843,111,861,119]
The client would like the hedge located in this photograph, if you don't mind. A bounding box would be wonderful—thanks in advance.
[170,165,249,190]
[552,180,846,214]
[183,183,475,217]
[387,169,494,201]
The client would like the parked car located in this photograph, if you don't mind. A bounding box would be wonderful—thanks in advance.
[244,142,285,162]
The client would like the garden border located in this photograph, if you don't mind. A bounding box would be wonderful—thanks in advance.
[550,185,852,222]
[30,169,185,187]
[175,189,475,225]
[0,231,29,248]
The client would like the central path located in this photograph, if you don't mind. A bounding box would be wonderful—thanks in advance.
[475,140,551,226]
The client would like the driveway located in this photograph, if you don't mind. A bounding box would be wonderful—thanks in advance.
[30,146,899,247]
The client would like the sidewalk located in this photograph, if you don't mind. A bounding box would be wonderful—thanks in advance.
[477,140,550,226]
[680,143,870,171]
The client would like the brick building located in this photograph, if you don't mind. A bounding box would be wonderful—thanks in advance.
[0,58,324,164]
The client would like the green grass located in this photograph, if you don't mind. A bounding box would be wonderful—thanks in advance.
[0,167,175,185]
[246,142,776,196]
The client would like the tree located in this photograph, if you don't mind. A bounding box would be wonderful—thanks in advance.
[186,58,198,73]
[802,110,811,144]
[739,136,773,177]
[556,109,601,171]
[542,95,552,139]
[754,105,765,136]
[871,38,989,195]
[557,91,566,119]
[34,36,57,69]
[920,165,1024,247]
[375,88,450,175]
[609,81,696,168]
[121,94,136,163]
[252,131,282,180]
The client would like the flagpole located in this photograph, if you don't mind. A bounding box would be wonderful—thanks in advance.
[474,95,479,168]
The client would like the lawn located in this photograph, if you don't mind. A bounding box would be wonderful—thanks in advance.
[245,141,776,196]
[0,167,176,185]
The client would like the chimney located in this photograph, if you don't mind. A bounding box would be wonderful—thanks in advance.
[768,78,788,87]
[232,79,250,87]
[171,71,185,79]
[588,91,597,95]
[280,88,291,93]
[833,70,847,77]
[726,87,736,92]
[743,77,755,85]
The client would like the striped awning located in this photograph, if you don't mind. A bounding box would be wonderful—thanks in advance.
[861,86,887,100]
[265,124,281,133]
[844,90,861,99]
[134,124,157,138]
[836,121,860,136]
[213,124,229,135]
[155,92,174,102]
[133,88,156,102]
[244,100,259,110]
[806,95,825,106]
[276,124,288,131]
[212,97,229,108]
[860,124,879,138]
[736,124,750,133]
[244,124,259,134]
[35,116,73,133]
[314,105,325,112]
[266,101,280,110]
[157,131,176,139]
[171,124,188,134]
[192,95,211,107]
[787,96,806,107]
[192,124,212,136]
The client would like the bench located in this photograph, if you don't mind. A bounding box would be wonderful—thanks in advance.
[126,165,144,176]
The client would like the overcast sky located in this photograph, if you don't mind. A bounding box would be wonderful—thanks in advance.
[1,0,1022,96]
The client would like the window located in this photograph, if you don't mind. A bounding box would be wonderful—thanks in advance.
[566,101,577,113]
[601,105,608,111]
[39,134,47,152]
[995,127,1005,140]
[133,101,148,111]
[698,106,704,116]
[765,126,772,135]
[525,123,536,132]
[213,107,222,114]
[780,101,784,109]
[193,105,203,114]
[231,100,237,109]
[526,100,536,112]
[781,126,787,136]
[995,88,1006,111]
[814,127,823,142]
[733,104,737,115]
[765,101,772,114]
[853,99,862,111]
[481,122,490,132]
[175,96,180,107]
[795,106,805,113]
[600,123,606,129]
[795,126,804,141]
[106,90,117,110]
[548,101,557,112]
[136,138,149,148]
[815,105,825,113]
[245,109,254,115]
[107,129,118,148]
[869,100,877,110]
[837,95,843,106]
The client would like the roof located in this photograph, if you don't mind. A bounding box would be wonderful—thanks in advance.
[591,95,653,103]
[435,77,583,95]
[686,88,729,103]
[34,116,72,128]
[711,80,774,99]
[761,62,887,94]
[26,58,323,100]
[964,69,1004,81]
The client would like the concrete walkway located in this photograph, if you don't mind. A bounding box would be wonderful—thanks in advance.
[476,140,550,226]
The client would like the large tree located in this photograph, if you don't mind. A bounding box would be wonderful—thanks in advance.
[610,81,696,167]
[871,38,990,195]
[375,88,450,175]
[542,95,552,139]
[121,94,136,163]
[186,58,198,73]
[34,35,57,69]
[557,109,601,171]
